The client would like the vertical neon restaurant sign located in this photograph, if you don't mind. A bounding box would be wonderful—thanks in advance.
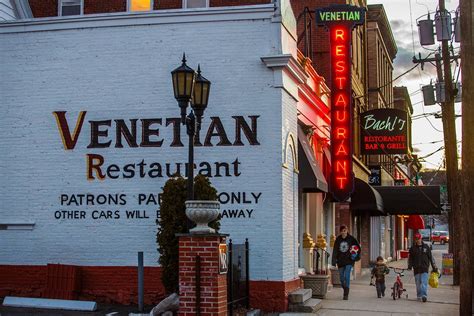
[316,5,365,201]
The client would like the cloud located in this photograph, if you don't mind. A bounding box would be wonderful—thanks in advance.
[390,19,416,50]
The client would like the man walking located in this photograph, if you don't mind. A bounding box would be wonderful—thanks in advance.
[332,225,361,300]
[408,232,438,302]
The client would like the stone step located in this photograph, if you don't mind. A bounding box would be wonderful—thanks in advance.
[288,298,322,314]
[288,288,312,304]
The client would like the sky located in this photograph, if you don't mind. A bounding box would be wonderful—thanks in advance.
[366,0,462,172]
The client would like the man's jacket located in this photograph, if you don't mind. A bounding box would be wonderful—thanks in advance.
[331,234,361,268]
[408,242,437,274]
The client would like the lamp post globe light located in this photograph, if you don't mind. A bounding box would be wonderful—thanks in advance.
[171,53,211,211]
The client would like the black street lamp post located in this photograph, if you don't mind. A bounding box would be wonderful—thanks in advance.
[171,53,211,204]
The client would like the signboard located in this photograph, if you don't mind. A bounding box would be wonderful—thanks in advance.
[360,109,408,155]
[218,244,228,274]
[442,253,453,275]
[368,166,381,186]
[316,5,365,201]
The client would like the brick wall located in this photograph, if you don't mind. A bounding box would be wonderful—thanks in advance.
[210,0,270,6]
[335,202,351,232]
[28,0,271,18]
[0,265,164,305]
[291,0,346,81]
[0,5,290,282]
[84,0,126,14]
[29,0,57,17]
[249,278,301,312]
[178,235,227,316]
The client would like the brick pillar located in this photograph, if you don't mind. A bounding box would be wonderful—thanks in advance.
[335,202,351,231]
[178,234,227,316]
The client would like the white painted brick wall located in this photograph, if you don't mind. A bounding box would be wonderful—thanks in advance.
[281,90,298,281]
[0,7,299,281]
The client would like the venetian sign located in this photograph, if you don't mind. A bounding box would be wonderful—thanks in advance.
[316,5,365,201]
[360,109,408,155]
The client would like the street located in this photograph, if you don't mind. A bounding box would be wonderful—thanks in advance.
[317,244,459,315]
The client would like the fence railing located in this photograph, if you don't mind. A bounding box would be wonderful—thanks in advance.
[227,238,249,316]
[313,247,330,275]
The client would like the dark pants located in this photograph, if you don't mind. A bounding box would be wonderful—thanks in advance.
[376,280,386,297]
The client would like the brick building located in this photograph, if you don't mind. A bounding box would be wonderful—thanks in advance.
[0,0,336,312]
[0,0,441,312]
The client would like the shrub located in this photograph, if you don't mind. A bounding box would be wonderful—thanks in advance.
[156,174,220,294]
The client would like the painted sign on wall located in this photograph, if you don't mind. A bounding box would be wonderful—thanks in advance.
[360,109,408,155]
[316,5,365,201]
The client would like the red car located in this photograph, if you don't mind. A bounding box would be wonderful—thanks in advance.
[431,231,449,244]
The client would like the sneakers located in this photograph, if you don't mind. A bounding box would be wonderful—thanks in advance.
[422,296,427,302]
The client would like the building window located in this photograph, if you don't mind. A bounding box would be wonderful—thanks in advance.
[128,0,153,12]
[59,0,83,16]
[183,0,209,8]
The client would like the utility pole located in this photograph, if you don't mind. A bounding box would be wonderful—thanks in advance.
[413,0,461,286]
[459,0,473,312]
[413,51,460,285]
[438,0,461,287]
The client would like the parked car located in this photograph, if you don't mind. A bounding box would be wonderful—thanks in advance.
[431,231,449,244]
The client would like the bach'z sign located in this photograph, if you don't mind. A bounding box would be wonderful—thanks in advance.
[316,5,365,201]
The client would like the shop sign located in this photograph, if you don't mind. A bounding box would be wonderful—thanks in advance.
[360,109,408,155]
[368,166,381,186]
[218,243,228,274]
[316,5,365,201]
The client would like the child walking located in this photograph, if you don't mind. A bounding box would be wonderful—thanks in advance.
[371,256,390,298]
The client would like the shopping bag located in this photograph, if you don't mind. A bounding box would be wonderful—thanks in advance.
[429,271,439,288]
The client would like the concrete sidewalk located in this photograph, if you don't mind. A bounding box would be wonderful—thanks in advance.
[317,248,459,315]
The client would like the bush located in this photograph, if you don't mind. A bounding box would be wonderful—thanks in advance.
[156,174,220,294]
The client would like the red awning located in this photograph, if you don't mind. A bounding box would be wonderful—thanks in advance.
[406,215,425,230]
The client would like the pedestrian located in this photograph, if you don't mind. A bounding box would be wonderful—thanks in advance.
[408,232,438,302]
[371,256,389,298]
[331,225,361,300]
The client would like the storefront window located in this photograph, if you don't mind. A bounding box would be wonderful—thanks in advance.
[184,0,208,8]
[59,0,83,16]
[129,0,152,12]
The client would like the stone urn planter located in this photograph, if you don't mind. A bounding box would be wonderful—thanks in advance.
[185,200,220,234]
[301,274,330,299]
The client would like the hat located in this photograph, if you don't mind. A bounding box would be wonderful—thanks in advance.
[414,233,422,239]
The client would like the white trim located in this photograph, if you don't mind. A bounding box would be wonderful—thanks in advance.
[0,4,275,33]
[260,54,307,84]
[127,0,154,12]
[3,297,97,311]
[12,0,33,19]
[58,0,84,17]
[183,0,209,9]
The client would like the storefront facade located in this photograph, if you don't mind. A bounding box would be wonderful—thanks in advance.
[0,0,336,311]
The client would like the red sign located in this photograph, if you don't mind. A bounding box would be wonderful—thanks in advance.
[316,5,365,201]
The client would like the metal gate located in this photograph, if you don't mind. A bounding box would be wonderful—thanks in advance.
[227,238,249,316]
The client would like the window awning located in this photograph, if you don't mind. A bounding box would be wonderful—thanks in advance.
[375,186,441,215]
[298,126,328,193]
[350,178,385,216]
